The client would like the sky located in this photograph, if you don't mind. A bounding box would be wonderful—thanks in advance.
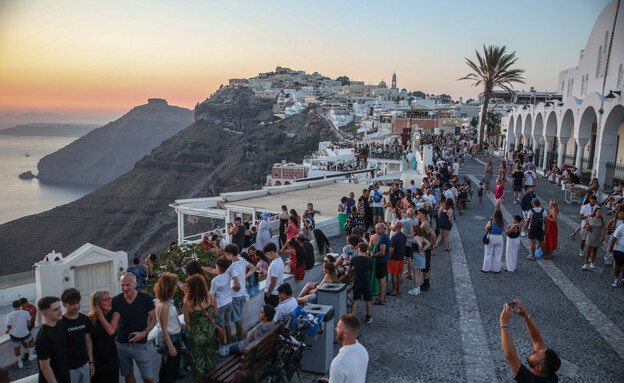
[0,0,611,118]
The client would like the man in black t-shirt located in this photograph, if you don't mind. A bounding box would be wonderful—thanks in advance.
[35,296,70,383]
[60,288,94,383]
[511,165,525,203]
[388,222,407,296]
[500,299,560,382]
[349,243,373,324]
[112,273,157,383]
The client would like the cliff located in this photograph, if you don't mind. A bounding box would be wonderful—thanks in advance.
[0,123,99,137]
[36,99,194,185]
[0,88,336,275]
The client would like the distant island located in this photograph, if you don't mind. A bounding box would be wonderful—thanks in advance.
[0,123,100,137]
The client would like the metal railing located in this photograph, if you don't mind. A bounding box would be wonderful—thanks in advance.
[368,149,403,160]
[603,162,624,192]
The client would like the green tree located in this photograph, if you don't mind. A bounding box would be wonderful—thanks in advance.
[470,117,478,128]
[459,45,525,145]
[336,76,351,86]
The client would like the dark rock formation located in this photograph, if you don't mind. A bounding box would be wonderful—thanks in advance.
[0,123,99,137]
[36,99,194,186]
[0,88,336,276]
[18,171,35,180]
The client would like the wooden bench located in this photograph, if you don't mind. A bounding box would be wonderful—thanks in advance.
[338,272,355,307]
[205,322,283,382]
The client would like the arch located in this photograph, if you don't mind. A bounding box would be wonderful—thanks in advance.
[274,181,282,186]
[508,117,515,135]
[533,112,544,137]
[284,181,291,185]
[523,114,533,146]
[578,106,597,140]
[602,104,624,160]
[545,111,557,137]
[516,114,523,135]
[559,109,574,138]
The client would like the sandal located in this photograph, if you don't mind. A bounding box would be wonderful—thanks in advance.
[444,248,452,252]
[526,257,536,261]
[387,292,397,296]
[372,299,385,305]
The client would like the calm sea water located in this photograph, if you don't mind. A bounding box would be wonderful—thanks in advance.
[0,135,97,225]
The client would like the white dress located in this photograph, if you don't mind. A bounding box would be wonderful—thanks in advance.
[256,219,272,250]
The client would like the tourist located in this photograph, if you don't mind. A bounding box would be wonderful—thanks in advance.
[604,209,624,266]
[284,215,299,243]
[255,212,272,250]
[388,222,406,296]
[607,222,624,287]
[225,244,256,341]
[417,208,436,291]
[6,299,35,368]
[582,208,605,270]
[318,314,369,383]
[19,297,37,332]
[345,205,364,235]
[273,283,298,323]
[154,273,182,383]
[519,186,537,237]
[297,262,338,304]
[409,225,431,295]
[209,256,233,355]
[524,199,547,261]
[112,273,157,383]
[498,162,507,185]
[127,257,148,292]
[182,274,217,382]
[500,300,560,381]
[145,253,158,279]
[584,178,600,205]
[477,182,484,203]
[281,238,306,281]
[312,229,331,263]
[482,210,505,273]
[399,208,419,280]
[371,223,390,305]
[524,165,536,192]
[35,296,70,383]
[88,290,119,383]
[199,234,214,250]
[347,191,356,212]
[254,250,270,277]
[337,196,349,232]
[229,305,276,355]
[575,196,599,255]
[186,260,211,291]
[511,164,524,203]
[263,242,284,307]
[349,243,373,323]
[543,200,559,259]
[303,202,321,230]
[335,235,360,276]
[434,199,454,252]
[369,182,385,226]
[60,288,94,383]
[483,161,493,193]
[494,177,506,210]
[504,216,522,272]
[227,216,246,251]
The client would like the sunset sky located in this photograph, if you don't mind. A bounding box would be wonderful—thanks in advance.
[0,0,610,118]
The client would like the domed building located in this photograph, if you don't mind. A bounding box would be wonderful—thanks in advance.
[378,80,387,89]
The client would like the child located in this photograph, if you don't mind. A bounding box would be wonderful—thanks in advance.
[209,256,234,356]
[6,300,36,368]
[60,288,94,382]
[223,244,256,342]
[20,298,37,332]
[348,242,373,324]
[477,182,484,202]
[357,197,365,217]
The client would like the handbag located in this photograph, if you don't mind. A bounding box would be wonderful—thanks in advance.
[482,221,491,245]
[203,308,226,343]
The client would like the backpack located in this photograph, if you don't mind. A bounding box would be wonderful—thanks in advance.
[373,188,382,203]
[530,208,544,231]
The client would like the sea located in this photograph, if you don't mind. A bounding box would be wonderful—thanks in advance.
[0,135,97,225]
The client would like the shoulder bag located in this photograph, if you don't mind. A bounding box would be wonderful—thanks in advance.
[482,221,492,245]
[203,307,225,343]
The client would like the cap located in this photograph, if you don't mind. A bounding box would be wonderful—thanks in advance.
[531,198,540,204]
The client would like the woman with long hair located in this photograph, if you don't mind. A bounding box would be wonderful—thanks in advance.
[88,290,119,383]
[285,215,299,242]
[296,262,339,304]
[435,199,454,252]
[483,161,494,193]
[278,205,289,247]
[312,229,331,263]
[583,208,606,269]
[281,238,306,280]
[410,225,431,296]
[543,200,560,259]
[183,274,217,383]
[154,273,182,383]
[482,209,506,273]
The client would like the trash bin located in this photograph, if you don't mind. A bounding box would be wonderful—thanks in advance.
[317,282,347,322]
[301,304,335,373]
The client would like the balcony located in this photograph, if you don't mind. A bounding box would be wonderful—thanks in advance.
[368,149,403,160]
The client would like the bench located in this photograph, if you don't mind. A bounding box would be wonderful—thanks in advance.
[205,322,283,382]
[338,272,355,306]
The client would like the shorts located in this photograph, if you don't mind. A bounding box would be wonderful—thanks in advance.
[387,260,404,274]
[231,296,245,323]
[404,245,414,258]
[613,250,624,265]
[216,302,233,327]
[10,333,32,348]
[513,184,522,192]
[70,362,90,383]
[375,261,387,279]
[353,284,372,302]
[372,206,384,217]
[522,210,530,219]
[528,229,544,242]
[307,294,318,304]
[117,342,153,378]
[422,248,432,273]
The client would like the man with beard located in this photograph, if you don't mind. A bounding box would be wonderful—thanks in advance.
[318,314,368,383]
[500,299,560,382]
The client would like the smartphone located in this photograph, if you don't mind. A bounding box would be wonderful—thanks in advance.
[177,281,184,287]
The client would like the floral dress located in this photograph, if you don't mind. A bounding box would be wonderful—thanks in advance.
[188,307,217,383]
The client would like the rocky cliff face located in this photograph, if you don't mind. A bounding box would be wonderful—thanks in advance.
[36,99,194,185]
[0,88,336,275]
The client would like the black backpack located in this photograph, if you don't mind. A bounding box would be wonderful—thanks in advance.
[530,208,544,231]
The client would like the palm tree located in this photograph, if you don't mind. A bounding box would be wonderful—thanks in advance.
[459,45,525,146]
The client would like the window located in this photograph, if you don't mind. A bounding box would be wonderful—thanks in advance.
[618,64,624,89]
[596,46,603,78]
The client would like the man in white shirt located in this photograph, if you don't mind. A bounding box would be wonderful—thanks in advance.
[273,283,298,323]
[607,223,624,287]
[263,242,284,307]
[319,313,369,383]
[524,168,536,192]
[224,244,257,342]
[210,257,234,356]
[452,159,460,179]
[6,299,36,368]
[578,196,599,256]
[368,182,386,225]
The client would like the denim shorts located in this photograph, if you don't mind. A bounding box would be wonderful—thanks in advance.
[216,302,233,327]
[231,296,245,323]
[372,206,384,217]
[116,342,153,379]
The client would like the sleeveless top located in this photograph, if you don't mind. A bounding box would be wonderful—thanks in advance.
[232,224,246,249]
[303,210,316,229]
[508,224,521,238]
[490,221,504,235]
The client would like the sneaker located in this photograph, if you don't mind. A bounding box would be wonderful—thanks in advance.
[365,315,372,324]
[612,278,619,287]
[217,346,228,357]
[521,232,526,237]
[579,250,585,257]
[581,264,589,270]
[590,262,595,269]
[407,287,420,295]
[28,353,37,362]
[513,200,517,204]
[17,358,23,369]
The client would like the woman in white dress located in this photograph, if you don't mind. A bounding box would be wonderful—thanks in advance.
[256,212,272,251]
[505,215,522,272]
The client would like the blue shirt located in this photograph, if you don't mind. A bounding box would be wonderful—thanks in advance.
[375,234,391,263]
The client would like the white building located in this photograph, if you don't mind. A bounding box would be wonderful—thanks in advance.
[505,0,624,189]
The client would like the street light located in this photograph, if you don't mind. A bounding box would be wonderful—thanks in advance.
[605,90,622,100]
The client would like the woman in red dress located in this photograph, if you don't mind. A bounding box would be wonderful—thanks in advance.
[281,238,306,280]
[543,200,559,259]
